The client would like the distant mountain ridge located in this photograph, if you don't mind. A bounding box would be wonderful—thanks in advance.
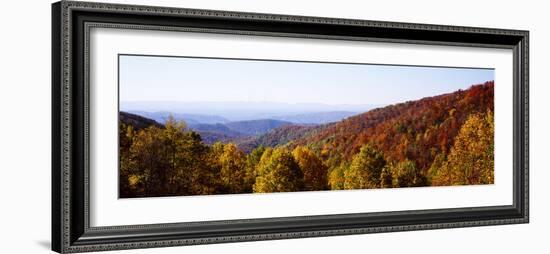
[122,101,378,121]
[270,111,358,124]
[119,111,163,130]
[188,119,294,144]
[129,110,362,125]
[122,111,304,144]
[128,111,228,125]
[125,110,360,144]
[224,119,293,135]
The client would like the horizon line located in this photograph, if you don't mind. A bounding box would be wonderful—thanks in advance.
[119,81,493,108]
[119,100,385,107]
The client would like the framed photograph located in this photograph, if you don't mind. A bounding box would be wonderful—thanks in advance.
[52,1,529,253]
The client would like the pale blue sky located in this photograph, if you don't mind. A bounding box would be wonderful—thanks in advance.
[119,55,493,106]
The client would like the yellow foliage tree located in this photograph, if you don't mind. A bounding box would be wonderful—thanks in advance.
[219,143,247,193]
[292,146,328,191]
[392,160,427,187]
[379,165,393,188]
[253,148,304,193]
[125,117,214,196]
[244,145,266,192]
[328,164,347,190]
[343,145,386,189]
[119,122,136,197]
[432,111,494,185]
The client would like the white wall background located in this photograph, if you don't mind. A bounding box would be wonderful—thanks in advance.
[0,0,546,253]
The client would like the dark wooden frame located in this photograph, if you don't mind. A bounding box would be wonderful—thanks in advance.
[52,1,529,253]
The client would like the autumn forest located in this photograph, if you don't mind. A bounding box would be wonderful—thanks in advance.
[119,81,494,198]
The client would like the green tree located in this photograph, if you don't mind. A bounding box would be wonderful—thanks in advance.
[183,130,217,195]
[253,148,304,193]
[393,160,427,187]
[244,145,266,192]
[292,146,328,191]
[343,145,386,189]
[328,163,347,190]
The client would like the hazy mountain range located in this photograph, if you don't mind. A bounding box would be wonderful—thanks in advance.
[123,109,363,145]
[127,111,228,125]
[122,102,375,143]
[121,101,380,122]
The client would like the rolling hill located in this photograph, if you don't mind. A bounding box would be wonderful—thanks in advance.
[119,111,163,130]
[122,111,299,145]
[236,124,317,153]
[234,82,494,172]
[187,123,245,144]
[190,119,294,145]
[271,111,360,124]
[287,81,495,171]
[223,119,293,136]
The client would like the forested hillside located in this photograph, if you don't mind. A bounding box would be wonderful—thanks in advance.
[237,125,318,152]
[119,111,163,130]
[119,81,494,198]
[271,111,359,124]
[291,81,494,173]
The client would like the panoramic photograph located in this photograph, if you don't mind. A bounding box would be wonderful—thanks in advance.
[118,54,495,198]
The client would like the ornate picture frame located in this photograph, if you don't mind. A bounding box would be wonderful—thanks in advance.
[52,1,529,253]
